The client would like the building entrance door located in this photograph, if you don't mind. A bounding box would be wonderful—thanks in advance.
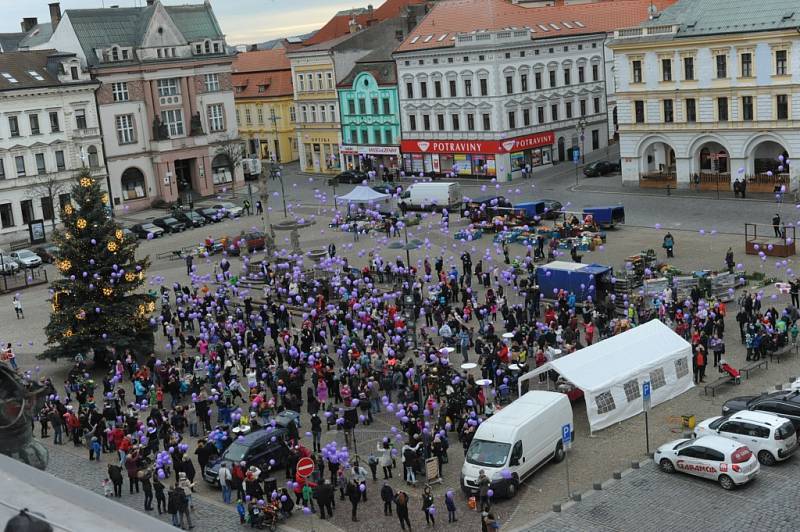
[175,159,193,193]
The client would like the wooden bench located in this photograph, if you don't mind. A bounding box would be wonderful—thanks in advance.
[8,239,27,251]
[703,375,734,397]
[741,359,769,379]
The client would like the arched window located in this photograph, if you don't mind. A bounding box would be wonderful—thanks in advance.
[121,167,146,200]
[87,146,99,168]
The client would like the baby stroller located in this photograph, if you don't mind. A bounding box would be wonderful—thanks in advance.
[719,359,741,384]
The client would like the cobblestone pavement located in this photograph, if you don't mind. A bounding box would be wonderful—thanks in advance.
[527,451,800,532]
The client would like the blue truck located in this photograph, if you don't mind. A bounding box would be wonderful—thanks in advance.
[583,206,625,229]
[535,261,614,302]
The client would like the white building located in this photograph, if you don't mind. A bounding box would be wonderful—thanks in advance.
[612,0,800,191]
[393,0,664,179]
[0,49,105,245]
[37,0,241,212]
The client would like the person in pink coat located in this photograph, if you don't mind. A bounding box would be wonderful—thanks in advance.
[316,379,329,407]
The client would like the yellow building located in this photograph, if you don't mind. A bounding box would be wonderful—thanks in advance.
[287,45,342,174]
[232,49,298,164]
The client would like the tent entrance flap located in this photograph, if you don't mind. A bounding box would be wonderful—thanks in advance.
[516,320,694,432]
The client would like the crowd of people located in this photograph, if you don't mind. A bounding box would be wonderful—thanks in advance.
[7,199,793,531]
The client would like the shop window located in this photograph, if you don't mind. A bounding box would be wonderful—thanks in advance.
[121,167,146,200]
[212,154,233,184]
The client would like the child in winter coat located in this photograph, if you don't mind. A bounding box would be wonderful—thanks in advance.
[102,478,113,497]
[236,499,246,524]
[302,483,316,512]
[89,436,102,461]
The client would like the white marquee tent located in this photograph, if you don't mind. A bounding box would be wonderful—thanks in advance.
[335,186,389,204]
[517,320,694,432]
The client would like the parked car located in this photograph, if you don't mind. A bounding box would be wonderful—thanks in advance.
[203,426,290,486]
[583,160,617,177]
[0,252,19,275]
[694,410,797,465]
[371,183,403,195]
[334,170,368,184]
[152,216,187,234]
[175,211,207,228]
[195,207,223,223]
[130,223,165,239]
[655,435,759,490]
[212,202,243,218]
[227,231,266,255]
[10,249,42,268]
[34,244,60,263]
[540,199,563,219]
[722,390,800,430]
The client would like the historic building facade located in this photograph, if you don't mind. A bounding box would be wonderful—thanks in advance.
[39,0,242,211]
[0,49,106,244]
[233,49,298,165]
[338,59,402,174]
[612,0,800,190]
[393,0,666,179]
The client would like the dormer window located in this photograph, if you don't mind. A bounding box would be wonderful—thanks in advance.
[111,47,119,61]
[213,43,220,53]
[204,41,211,54]
[195,44,202,54]
[122,49,129,60]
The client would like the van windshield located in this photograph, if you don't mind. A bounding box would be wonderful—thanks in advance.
[466,439,510,468]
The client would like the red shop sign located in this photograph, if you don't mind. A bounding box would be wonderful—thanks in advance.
[400,131,554,155]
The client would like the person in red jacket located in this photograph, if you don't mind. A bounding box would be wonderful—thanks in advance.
[64,407,81,447]
[293,469,317,505]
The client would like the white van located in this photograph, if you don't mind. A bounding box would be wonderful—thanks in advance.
[461,391,572,499]
[400,182,462,211]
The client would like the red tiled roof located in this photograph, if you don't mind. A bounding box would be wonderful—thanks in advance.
[396,0,677,53]
[232,70,293,99]
[303,0,426,46]
[233,49,291,74]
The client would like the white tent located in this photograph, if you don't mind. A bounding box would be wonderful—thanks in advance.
[335,186,389,204]
[518,320,694,432]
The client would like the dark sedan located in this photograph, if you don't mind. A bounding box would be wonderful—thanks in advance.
[372,183,403,195]
[34,244,60,263]
[194,207,223,223]
[175,211,207,228]
[152,216,187,234]
[129,223,164,239]
[722,390,800,430]
[334,170,368,184]
[540,199,564,219]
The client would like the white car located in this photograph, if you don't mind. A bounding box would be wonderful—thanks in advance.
[212,202,243,218]
[10,249,43,268]
[655,435,759,490]
[0,252,19,275]
[694,410,797,465]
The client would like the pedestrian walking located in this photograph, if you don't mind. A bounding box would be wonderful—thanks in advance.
[477,469,491,509]
[108,464,123,497]
[154,476,167,514]
[662,233,675,258]
[381,481,394,516]
[725,248,734,274]
[167,486,181,528]
[315,479,335,520]
[218,462,232,504]
[243,198,251,216]
[12,295,23,319]
[185,254,193,276]
[255,200,263,215]
[141,469,154,512]
[773,213,782,238]
[422,485,435,526]
[395,490,412,531]
[346,479,361,522]
[445,490,457,522]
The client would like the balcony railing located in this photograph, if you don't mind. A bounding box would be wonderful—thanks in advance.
[73,127,100,138]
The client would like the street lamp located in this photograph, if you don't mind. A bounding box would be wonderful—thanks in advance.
[575,118,587,164]
[270,164,288,218]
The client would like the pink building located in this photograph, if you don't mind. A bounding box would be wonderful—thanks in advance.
[40,1,242,212]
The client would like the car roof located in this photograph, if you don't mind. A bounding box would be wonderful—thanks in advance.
[754,390,800,404]
[694,434,742,452]
[731,410,786,426]
[239,426,287,446]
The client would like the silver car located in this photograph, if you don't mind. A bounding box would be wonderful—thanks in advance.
[0,253,19,275]
[10,249,42,268]
[212,202,243,218]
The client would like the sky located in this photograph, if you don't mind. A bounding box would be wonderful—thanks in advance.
[0,0,371,44]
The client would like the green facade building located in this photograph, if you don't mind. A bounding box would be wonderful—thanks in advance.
[338,58,401,177]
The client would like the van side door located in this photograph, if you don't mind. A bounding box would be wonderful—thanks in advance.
[509,440,524,474]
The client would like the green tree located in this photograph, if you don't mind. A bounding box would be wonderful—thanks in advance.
[40,170,155,363]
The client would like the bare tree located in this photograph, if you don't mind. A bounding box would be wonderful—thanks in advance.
[214,134,245,197]
[26,174,69,232]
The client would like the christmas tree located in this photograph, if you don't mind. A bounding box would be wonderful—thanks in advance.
[40,170,155,363]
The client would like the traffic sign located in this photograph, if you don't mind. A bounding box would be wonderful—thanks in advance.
[296,457,315,478]
[572,149,580,164]
[562,423,572,445]
[643,381,651,411]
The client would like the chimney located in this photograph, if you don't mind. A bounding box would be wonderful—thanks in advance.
[348,17,359,34]
[147,0,155,5]
[367,4,374,19]
[21,17,38,33]
[49,3,61,31]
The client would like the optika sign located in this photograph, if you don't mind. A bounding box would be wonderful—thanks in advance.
[676,460,717,473]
